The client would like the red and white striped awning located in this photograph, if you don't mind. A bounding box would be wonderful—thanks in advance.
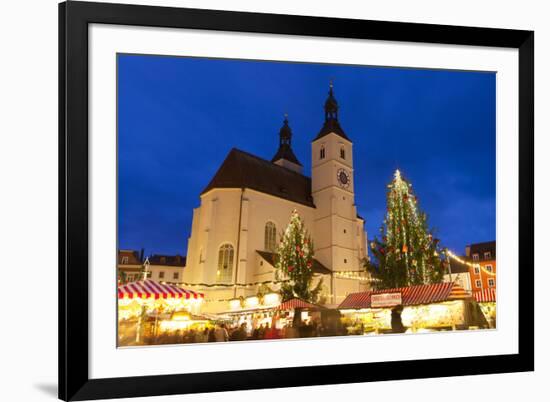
[473,288,496,303]
[118,280,204,300]
[338,282,470,310]
[277,298,322,311]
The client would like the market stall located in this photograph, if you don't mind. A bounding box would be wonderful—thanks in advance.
[221,294,328,337]
[221,293,281,331]
[117,279,205,345]
[473,288,496,328]
[338,282,488,334]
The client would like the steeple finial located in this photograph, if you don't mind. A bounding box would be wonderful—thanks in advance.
[279,113,291,146]
[324,81,338,121]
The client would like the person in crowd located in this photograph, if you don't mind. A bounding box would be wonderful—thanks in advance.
[215,323,229,341]
[231,323,248,341]
[251,325,260,340]
[311,319,321,337]
[195,327,208,343]
[257,323,266,339]
[391,305,406,333]
[284,322,298,338]
[265,324,281,340]
[207,327,216,342]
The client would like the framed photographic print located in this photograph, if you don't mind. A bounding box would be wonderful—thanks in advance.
[59,1,534,400]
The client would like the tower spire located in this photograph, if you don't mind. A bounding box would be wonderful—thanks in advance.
[279,113,291,146]
[325,80,338,121]
[271,114,303,173]
[315,81,349,141]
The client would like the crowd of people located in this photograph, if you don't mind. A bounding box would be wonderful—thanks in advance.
[138,318,346,345]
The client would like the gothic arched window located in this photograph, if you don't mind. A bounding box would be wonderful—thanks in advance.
[320,146,326,160]
[217,244,234,282]
[340,146,346,159]
[264,222,277,252]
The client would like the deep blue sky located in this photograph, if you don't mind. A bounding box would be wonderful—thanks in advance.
[118,54,496,257]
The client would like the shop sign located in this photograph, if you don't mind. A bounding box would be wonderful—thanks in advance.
[371,292,402,308]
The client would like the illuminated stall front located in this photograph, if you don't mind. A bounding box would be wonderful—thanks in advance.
[223,294,324,331]
[473,288,496,328]
[117,279,205,345]
[338,282,489,334]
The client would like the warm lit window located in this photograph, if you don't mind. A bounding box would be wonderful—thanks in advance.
[159,271,165,279]
[475,279,482,288]
[217,244,234,282]
[320,146,326,160]
[484,251,491,259]
[488,279,495,287]
[474,266,480,275]
[264,222,277,252]
[121,256,128,264]
[485,265,493,272]
[472,254,479,261]
[173,272,179,280]
[340,146,346,159]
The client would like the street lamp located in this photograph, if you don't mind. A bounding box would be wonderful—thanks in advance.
[142,257,150,280]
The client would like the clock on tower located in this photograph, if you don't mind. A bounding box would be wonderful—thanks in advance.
[311,83,365,305]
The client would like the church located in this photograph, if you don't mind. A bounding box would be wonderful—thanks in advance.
[182,84,368,312]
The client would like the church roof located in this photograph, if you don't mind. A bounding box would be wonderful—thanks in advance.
[256,251,332,275]
[271,144,302,166]
[148,254,186,267]
[315,119,350,141]
[467,241,496,260]
[201,148,315,207]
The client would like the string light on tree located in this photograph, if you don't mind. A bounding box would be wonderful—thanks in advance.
[366,169,446,289]
[275,209,323,303]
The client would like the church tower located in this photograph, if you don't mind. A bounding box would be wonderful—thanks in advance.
[311,83,365,304]
[271,115,303,174]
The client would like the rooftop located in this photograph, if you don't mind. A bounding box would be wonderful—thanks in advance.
[201,148,315,208]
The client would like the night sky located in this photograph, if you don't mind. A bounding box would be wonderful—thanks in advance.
[118,54,496,257]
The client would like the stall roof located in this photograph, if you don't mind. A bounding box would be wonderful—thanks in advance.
[473,288,496,303]
[118,279,204,300]
[338,282,469,310]
[277,298,324,311]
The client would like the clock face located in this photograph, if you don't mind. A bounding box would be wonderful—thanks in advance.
[337,169,350,188]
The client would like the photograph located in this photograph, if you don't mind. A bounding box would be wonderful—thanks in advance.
[116,54,497,347]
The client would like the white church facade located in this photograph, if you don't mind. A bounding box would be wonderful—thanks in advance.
[182,85,368,312]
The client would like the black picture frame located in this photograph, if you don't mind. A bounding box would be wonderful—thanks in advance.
[59,1,534,400]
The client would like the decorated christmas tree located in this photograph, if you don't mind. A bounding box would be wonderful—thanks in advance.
[366,170,445,289]
[275,210,323,302]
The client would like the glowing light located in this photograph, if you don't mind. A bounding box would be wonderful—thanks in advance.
[446,250,496,276]
[245,296,259,308]
[229,298,242,311]
[263,293,280,306]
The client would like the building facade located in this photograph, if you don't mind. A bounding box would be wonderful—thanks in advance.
[146,254,186,284]
[117,249,144,283]
[183,85,368,312]
[443,258,473,294]
[465,241,497,291]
